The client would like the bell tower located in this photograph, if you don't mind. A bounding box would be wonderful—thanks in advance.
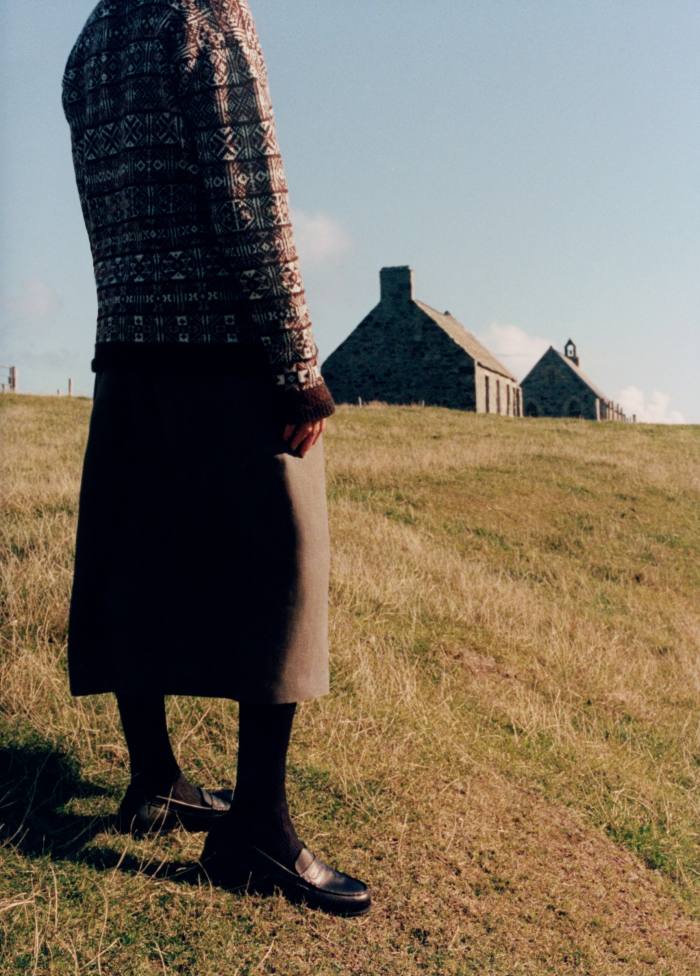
[564,339,579,366]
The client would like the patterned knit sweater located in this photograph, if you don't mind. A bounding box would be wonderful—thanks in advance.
[61,0,336,424]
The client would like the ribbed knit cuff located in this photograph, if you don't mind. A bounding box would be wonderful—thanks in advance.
[273,380,337,425]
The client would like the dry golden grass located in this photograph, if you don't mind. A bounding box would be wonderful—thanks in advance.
[1,391,699,975]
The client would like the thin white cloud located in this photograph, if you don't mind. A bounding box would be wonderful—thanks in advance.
[617,385,686,425]
[5,277,63,322]
[290,208,352,266]
[474,322,550,378]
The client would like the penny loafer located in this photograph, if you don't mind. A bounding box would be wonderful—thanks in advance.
[199,831,371,916]
[117,784,233,835]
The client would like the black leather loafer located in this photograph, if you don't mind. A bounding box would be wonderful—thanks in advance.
[198,832,371,916]
[117,784,234,836]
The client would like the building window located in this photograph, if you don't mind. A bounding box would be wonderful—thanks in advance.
[485,375,490,413]
[506,385,511,416]
[496,379,501,414]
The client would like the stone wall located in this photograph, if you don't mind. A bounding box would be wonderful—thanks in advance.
[322,268,479,410]
[323,267,527,413]
[322,303,476,409]
[475,366,522,416]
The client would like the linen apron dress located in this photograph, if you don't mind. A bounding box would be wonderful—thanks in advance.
[66,359,331,703]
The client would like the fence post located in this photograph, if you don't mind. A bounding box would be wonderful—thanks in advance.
[0,365,17,392]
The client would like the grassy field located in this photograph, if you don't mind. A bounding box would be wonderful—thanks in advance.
[1,391,699,975]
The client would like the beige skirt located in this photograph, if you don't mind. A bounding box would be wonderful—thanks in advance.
[67,366,331,703]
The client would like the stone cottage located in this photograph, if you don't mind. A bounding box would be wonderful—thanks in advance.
[321,266,522,415]
[521,340,629,421]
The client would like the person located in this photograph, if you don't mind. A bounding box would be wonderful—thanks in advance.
[61,0,370,916]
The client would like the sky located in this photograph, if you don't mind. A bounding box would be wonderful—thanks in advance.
[1,0,698,422]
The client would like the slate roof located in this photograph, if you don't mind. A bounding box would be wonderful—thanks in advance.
[414,300,519,381]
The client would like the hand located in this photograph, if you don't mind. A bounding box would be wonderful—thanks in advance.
[282,418,326,457]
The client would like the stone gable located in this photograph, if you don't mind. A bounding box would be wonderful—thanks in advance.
[521,343,629,421]
[322,267,523,415]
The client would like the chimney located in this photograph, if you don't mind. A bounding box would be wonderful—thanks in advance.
[380,266,414,304]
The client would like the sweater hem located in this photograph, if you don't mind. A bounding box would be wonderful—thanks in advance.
[273,383,337,424]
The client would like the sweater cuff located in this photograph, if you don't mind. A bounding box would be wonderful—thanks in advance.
[273,380,337,424]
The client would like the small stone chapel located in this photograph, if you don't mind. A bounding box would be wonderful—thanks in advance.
[521,340,630,421]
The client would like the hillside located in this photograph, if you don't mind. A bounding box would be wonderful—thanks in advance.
[1,392,699,975]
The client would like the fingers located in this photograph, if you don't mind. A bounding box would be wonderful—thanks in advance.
[282,418,326,457]
[307,417,324,449]
[290,422,319,453]
[289,425,309,451]
[310,423,323,448]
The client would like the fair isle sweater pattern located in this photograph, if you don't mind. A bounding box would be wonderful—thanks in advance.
[61,0,336,422]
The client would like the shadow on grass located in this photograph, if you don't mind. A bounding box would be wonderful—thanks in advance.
[0,732,363,912]
[0,733,248,895]
[0,735,116,859]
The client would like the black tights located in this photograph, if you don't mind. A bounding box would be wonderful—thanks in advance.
[115,692,303,866]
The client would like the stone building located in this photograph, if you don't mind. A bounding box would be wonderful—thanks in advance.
[322,266,522,415]
[521,340,629,421]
